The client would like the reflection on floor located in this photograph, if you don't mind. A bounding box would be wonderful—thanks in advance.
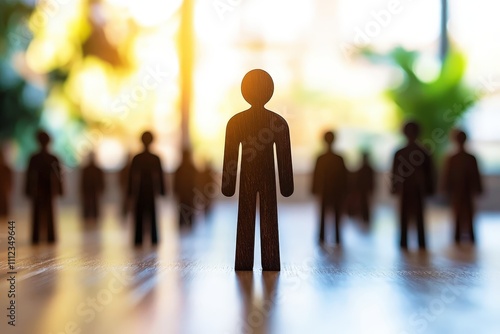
[0,201,499,334]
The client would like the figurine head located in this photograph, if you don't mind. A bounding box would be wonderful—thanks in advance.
[37,130,51,150]
[403,121,420,142]
[241,69,274,107]
[141,131,154,149]
[324,131,335,146]
[454,129,467,147]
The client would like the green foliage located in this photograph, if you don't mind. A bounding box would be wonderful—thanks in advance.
[363,46,479,158]
[0,1,42,165]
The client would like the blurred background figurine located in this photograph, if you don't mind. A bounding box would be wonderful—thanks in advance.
[0,147,12,217]
[80,152,105,224]
[311,131,348,245]
[128,131,166,246]
[199,160,216,217]
[173,149,199,227]
[391,121,435,250]
[119,153,132,218]
[354,151,375,224]
[442,130,483,244]
[24,131,63,244]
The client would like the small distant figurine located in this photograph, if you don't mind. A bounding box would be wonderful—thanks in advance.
[391,121,435,250]
[199,161,216,217]
[173,149,199,227]
[0,147,13,217]
[354,151,375,223]
[119,153,132,218]
[80,152,105,224]
[442,130,483,244]
[311,131,348,244]
[25,131,63,244]
[128,131,166,245]
[222,69,294,271]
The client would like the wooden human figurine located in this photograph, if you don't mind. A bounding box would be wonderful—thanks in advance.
[222,69,294,271]
[128,131,166,245]
[311,131,348,244]
[391,121,435,250]
[119,153,132,218]
[25,131,63,244]
[173,149,199,227]
[354,151,375,223]
[80,152,105,223]
[442,130,483,244]
[0,147,12,217]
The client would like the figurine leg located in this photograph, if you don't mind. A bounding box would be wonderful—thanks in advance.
[47,199,56,243]
[260,191,280,271]
[399,205,408,249]
[151,202,158,245]
[334,202,342,245]
[416,201,426,250]
[134,202,144,245]
[318,200,326,243]
[235,192,257,271]
[31,201,40,244]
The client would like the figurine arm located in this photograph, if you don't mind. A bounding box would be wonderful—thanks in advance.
[221,120,239,197]
[311,157,321,195]
[157,157,166,196]
[127,157,137,198]
[275,121,294,197]
[390,152,399,195]
[472,157,483,195]
[53,158,63,196]
[24,157,34,198]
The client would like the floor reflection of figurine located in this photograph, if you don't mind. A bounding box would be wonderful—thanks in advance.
[25,131,63,244]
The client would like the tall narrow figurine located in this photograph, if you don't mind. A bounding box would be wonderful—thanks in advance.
[311,131,348,244]
[442,130,483,244]
[0,147,12,217]
[80,152,105,223]
[391,122,435,250]
[222,69,294,271]
[25,131,63,244]
[128,131,166,245]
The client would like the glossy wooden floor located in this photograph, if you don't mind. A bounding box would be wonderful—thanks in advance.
[0,201,499,334]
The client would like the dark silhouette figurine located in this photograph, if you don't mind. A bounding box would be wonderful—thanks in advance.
[119,153,132,218]
[200,161,216,217]
[391,121,435,250]
[311,131,348,244]
[128,132,166,245]
[442,130,483,244]
[354,151,375,223]
[222,69,294,271]
[80,152,105,223]
[0,147,12,217]
[173,149,199,227]
[25,131,63,244]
